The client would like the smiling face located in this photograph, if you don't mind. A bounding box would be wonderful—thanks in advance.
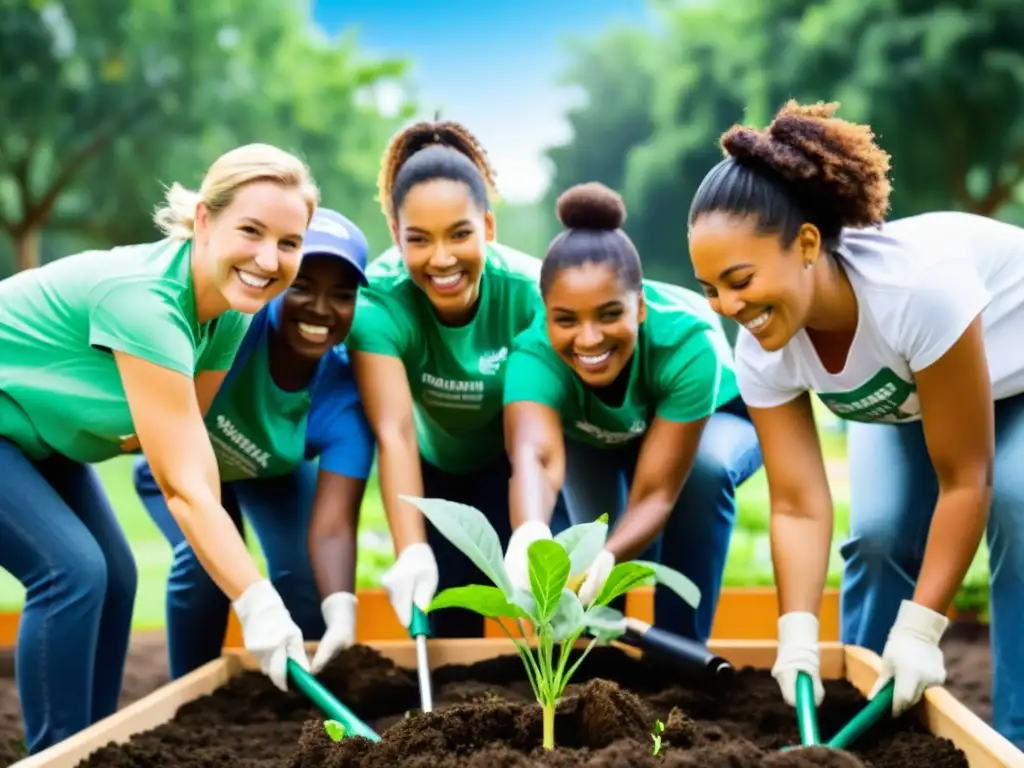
[544,261,646,388]
[278,253,361,359]
[689,212,821,351]
[394,178,494,323]
[195,180,310,315]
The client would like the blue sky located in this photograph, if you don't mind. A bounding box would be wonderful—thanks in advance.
[313,0,656,203]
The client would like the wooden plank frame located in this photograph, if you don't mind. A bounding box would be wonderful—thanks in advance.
[12,640,1022,768]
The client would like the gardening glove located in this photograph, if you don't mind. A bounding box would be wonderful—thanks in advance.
[503,520,553,591]
[310,591,358,674]
[772,611,825,707]
[232,578,310,693]
[381,542,439,628]
[870,599,949,717]
[578,548,616,607]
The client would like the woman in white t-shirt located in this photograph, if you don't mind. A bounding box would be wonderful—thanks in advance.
[686,99,1024,750]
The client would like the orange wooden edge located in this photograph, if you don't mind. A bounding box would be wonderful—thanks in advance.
[2,586,970,650]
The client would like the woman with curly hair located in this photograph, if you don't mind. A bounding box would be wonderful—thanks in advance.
[345,119,570,639]
[687,99,1024,746]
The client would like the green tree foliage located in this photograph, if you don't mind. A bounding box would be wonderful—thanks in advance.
[0,0,414,273]
[543,0,1024,308]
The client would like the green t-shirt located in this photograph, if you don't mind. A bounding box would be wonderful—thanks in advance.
[205,328,312,482]
[346,241,543,473]
[0,238,251,463]
[503,279,740,449]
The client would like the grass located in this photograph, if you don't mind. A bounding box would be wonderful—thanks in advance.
[0,411,991,627]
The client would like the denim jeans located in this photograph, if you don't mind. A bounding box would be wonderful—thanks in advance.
[561,397,764,642]
[842,390,1024,750]
[420,453,573,638]
[132,457,326,679]
[0,438,138,754]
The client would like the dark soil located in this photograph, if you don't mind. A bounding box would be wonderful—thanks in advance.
[0,624,995,768]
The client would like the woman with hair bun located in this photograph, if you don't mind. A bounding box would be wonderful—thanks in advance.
[687,100,1024,745]
[346,119,570,639]
[0,143,319,753]
[502,181,763,642]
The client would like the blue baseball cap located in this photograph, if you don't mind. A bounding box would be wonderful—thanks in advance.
[302,207,369,285]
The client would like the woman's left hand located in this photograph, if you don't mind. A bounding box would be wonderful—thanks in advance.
[870,599,949,716]
[310,591,359,673]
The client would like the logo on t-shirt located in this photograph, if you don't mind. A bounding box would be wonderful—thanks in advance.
[818,367,920,423]
[574,419,647,445]
[212,414,271,473]
[478,347,508,376]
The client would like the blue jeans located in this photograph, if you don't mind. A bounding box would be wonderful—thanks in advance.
[421,453,572,638]
[132,457,326,680]
[561,397,763,642]
[842,390,1024,749]
[0,438,138,754]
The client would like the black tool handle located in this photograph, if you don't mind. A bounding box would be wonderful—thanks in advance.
[622,624,734,677]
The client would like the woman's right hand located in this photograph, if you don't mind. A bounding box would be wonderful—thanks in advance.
[233,579,310,691]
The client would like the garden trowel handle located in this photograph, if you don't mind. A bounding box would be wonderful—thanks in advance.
[286,659,381,741]
[826,679,895,750]
[408,605,434,713]
[621,618,734,678]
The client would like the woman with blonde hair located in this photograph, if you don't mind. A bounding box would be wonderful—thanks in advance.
[0,143,318,754]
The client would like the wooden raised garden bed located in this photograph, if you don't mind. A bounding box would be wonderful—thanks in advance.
[12,638,1023,768]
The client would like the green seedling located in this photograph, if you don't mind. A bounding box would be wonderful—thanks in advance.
[652,719,665,755]
[323,719,346,742]
[400,495,701,751]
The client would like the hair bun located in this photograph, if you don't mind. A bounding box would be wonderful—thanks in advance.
[556,182,626,231]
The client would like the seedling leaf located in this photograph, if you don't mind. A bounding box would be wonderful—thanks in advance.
[583,604,627,643]
[554,515,608,576]
[428,585,531,620]
[633,560,702,609]
[549,589,585,642]
[324,719,345,742]
[400,496,514,595]
[592,562,656,607]
[527,539,571,623]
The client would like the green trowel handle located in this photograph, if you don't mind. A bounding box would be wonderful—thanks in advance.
[827,679,895,750]
[409,605,432,639]
[795,672,821,746]
[286,659,381,742]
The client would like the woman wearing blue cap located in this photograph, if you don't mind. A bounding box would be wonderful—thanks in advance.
[133,207,376,680]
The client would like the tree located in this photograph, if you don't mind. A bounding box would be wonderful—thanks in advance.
[541,27,661,245]
[0,0,412,270]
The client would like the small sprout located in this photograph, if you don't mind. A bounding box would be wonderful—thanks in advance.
[401,497,702,751]
[651,719,665,755]
[323,720,346,742]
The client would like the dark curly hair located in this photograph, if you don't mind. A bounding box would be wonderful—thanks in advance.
[540,181,642,297]
[688,100,893,250]
[377,120,499,227]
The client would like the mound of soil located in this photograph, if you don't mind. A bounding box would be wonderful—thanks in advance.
[66,644,970,768]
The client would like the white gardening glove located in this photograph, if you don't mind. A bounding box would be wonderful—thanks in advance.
[503,521,553,591]
[232,579,310,692]
[870,599,948,717]
[310,591,358,674]
[578,548,616,606]
[772,611,825,707]
[380,542,439,628]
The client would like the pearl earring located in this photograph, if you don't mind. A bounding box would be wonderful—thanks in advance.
[805,262,812,270]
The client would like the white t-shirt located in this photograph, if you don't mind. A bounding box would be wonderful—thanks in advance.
[736,211,1024,423]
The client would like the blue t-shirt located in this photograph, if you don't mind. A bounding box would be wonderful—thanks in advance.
[204,296,375,483]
